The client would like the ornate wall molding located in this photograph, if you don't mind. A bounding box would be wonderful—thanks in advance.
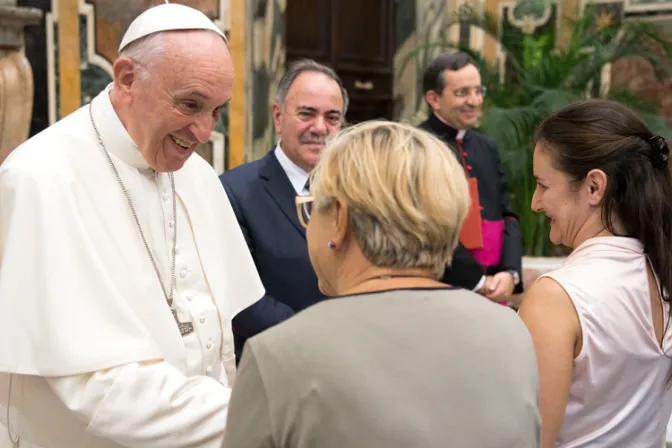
[0,5,41,47]
[624,0,672,13]
[505,0,553,35]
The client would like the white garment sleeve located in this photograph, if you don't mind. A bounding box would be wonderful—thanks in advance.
[473,275,486,292]
[47,361,230,448]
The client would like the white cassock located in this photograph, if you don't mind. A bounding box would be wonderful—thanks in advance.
[0,86,264,447]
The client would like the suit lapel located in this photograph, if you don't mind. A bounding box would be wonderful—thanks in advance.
[259,151,306,237]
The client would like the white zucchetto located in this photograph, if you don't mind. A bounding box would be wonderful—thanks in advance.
[118,2,227,53]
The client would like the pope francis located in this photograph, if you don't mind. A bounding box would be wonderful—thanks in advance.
[0,3,264,447]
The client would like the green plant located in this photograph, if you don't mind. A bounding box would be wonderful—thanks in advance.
[399,2,672,256]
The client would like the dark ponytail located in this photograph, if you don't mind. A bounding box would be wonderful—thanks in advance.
[535,99,672,317]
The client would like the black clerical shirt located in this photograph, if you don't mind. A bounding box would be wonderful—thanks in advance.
[419,113,523,293]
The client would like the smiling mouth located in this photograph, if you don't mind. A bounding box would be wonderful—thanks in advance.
[170,135,194,150]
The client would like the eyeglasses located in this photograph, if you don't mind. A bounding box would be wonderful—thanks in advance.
[295,195,314,228]
[451,86,487,98]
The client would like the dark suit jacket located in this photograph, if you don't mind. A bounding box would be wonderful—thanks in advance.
[219,150,326,361]
[420,114,524,294]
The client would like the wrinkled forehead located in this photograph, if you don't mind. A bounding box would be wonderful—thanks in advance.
[158,37,233,93]
[286,73,344,113]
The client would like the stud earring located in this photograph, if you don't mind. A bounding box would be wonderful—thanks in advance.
[328,241,336,249]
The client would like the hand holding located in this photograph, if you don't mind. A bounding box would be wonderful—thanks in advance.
[485,271,515,302]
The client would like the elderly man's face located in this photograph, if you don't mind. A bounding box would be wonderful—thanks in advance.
[272,71,344,173]
[117,30,233,172]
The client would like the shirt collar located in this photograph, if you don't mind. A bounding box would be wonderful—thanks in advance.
[90,83,151,172]
[274,143,310,195]
[429,112,468,141]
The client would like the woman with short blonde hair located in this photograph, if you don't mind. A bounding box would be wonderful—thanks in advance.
[223,121,540,448]
[305,119,470,286]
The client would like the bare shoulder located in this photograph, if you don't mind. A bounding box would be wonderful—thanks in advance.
[519,277,571,315]
[518,277,581,339]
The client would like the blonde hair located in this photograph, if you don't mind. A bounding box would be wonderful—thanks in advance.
[310,120,470,277]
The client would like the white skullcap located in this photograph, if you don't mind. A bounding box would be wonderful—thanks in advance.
[118,3,227,53]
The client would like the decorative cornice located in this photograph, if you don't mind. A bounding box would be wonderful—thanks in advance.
[0,5,43,49]
[506,3,553,35]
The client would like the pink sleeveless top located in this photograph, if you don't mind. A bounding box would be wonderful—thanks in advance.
[540,237,672,447]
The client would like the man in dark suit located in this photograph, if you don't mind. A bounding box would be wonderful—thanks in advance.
[419,51,523,301]
[220,59,348,361]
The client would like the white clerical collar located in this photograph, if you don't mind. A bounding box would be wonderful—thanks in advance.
[274,143,310,195]
[433,112,467,139]
[91,83,151,172]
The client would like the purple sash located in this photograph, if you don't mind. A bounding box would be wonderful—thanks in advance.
[468,219,504,267]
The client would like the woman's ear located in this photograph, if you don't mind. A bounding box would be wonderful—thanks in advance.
[585,168,608,206]
[331,198,349,248]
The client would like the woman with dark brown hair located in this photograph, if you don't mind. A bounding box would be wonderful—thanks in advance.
[519,99,672,447]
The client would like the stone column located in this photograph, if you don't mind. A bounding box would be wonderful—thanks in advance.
[0,0,42,164]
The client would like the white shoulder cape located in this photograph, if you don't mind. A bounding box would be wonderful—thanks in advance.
[0,88,264,376]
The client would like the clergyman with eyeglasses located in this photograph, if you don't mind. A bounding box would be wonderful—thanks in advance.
[419,51,523,305]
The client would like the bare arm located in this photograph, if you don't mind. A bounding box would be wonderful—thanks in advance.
[47,360,231,447]
[517,277,582,448]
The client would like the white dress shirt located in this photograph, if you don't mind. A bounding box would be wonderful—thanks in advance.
[274,143,310,196]
[274,140,484,291]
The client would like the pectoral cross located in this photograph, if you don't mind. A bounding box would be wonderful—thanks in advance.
[171,307,194,336]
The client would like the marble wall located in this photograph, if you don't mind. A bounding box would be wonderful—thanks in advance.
[394,0,454,126]
[393,0,490,126]
[248,0,286,162]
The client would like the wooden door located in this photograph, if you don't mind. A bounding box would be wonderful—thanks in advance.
[286,0,331,62]
[285,0,395,124]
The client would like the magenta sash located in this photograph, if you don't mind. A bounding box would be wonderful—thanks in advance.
[468,219,504,267]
